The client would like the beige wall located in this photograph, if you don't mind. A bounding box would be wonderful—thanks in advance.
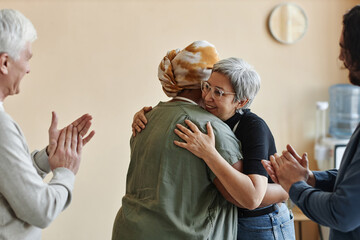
[1,0,358,239]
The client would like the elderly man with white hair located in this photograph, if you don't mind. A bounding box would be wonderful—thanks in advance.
[0,9,94,239]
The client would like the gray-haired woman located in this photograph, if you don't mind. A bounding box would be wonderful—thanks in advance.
[133,57,295,239]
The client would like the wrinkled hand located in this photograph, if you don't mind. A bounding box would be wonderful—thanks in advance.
[132,106,152,137]
[48,112,95,157]
[49,125,82,174]
[173,120,216,159]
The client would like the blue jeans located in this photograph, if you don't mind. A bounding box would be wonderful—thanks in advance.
[237,203,295,240]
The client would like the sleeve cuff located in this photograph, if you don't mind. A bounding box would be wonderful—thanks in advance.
[32,148,51,174]
[313,171,327,189]
[289,180,311,203]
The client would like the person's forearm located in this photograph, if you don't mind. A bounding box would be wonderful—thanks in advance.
[259,183,288,207]
[204,148,267,210]
[2,147,74,228]
[213,177,245,208]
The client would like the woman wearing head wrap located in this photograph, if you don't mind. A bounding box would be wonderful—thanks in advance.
[113,40,242,240]
[158,40,219,97]
[133,53,295,239]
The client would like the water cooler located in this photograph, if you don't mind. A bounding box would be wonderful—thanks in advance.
[314,84,360,239]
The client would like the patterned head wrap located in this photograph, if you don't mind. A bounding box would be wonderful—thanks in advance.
[158,40,219,97]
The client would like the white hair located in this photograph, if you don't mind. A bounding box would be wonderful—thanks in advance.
[212,57,261,111]
[0,9,37,60]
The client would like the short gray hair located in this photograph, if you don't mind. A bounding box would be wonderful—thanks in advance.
[212,57,261,111]
[0,9,37,60]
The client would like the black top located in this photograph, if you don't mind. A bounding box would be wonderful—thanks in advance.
[224,109,276,178]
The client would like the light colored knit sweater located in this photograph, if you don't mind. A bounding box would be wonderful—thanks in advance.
[0,104,75,240]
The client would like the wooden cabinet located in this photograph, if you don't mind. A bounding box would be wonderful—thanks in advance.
[292,206,320,240]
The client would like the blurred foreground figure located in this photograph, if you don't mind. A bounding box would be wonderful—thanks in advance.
[262,5,360,240]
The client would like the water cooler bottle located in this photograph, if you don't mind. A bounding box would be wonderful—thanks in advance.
[315,84,360,170]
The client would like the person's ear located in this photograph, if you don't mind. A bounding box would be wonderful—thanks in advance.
[0,53,9,75]
[236,99,249,109]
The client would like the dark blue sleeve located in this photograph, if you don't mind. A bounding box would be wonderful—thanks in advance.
[289,144,360,232]
[313,169,338,192]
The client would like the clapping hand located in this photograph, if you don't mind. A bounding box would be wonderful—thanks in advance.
[47,112,95,157]
[262,144,312,192]
[47,112,95,174]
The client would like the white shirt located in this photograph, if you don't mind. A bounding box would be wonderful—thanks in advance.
[0,102,3,111]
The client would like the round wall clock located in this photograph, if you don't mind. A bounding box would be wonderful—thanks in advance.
[268,3,308,44]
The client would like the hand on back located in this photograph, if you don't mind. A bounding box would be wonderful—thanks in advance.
[174,120,217,159]
[132,106,152,136]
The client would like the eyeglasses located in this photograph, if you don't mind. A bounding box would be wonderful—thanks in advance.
[201,81,236,100]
